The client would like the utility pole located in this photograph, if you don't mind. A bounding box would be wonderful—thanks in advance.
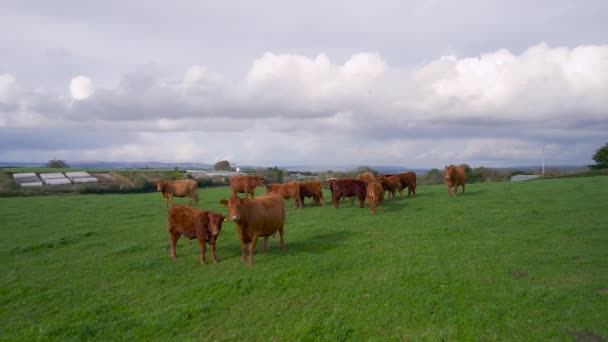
[541,145,546,176]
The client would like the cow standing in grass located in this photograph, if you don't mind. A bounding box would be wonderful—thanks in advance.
[299,181,326,206]
[156,179,199,207]
[266,181,302,209]
[445,165,466,197]
[327,179,367,208]
[366,181,384,215]
[397,172,417,197]
[230,176,264,199]
[377,175,403,199]
[167,205,227,264]
[220,193,285,265]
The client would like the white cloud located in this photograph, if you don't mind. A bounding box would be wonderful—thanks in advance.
[0,74,18,104]
[2,44,608,166]
[69,76,94,100]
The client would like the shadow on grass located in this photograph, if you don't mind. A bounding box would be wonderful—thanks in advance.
[221,230,352,260]
[459,189,487,196]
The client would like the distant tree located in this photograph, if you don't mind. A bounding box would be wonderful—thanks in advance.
[172,167,182,180]
[213,160,233,171]
[267,166,284,184]
[46,159,69,168]
[420,168,443,185]
[590,143,608,170]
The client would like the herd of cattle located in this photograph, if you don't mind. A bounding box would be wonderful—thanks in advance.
[157,165,467,265]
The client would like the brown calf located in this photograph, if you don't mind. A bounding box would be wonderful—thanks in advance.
[167,205,226,264]
[156,179,199,207]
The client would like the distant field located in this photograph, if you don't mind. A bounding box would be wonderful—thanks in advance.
[1,177,607,340]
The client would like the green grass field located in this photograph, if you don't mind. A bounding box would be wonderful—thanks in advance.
[1,177,607,340]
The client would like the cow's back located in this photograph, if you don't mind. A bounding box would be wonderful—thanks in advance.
[240,193,285,238]
[168,205,205,238]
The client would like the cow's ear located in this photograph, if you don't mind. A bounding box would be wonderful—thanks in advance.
[219,199,228,207]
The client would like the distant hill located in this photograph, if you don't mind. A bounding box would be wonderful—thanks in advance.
[281,165,429,174]
[0,161,212,170]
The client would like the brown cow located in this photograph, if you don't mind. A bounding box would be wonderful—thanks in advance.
[397,172,417,197]
[327,178,367,208]
[356,172,375,184]
[299,181,326,206]
[366,181,384,215]
[220,193,285,265]
[167,205,227,264]
[445,165,466,197]
[377,175,403,199]
[156,179,199,207]
[230,175,264,198]
[266,181,302,209]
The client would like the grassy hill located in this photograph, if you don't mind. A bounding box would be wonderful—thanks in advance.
[1,177,607,340]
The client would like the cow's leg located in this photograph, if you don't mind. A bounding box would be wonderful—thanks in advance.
[240,240,247,263]
[169,232,180,259]
[278,224,285,250]
[461,183,466,194]
[332,193,339,208]
[197,237,207,264]
[193,191,200,206]
[359,195,365,208]
[168,194,173,207]
[210,243,218,264]
[262,236,269,252]
[370,198,375,215]
[350,196,355,206]
[248,234,259,265]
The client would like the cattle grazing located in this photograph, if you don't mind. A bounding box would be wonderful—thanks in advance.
[156,179,199,207]
[266,181,302,209]
[230,176,264,198]
[327,178,367,208]
[377,175,403,199]
[356,172,375,185]
[167,205,227,264]
[445,165,467,197]
[366,181,384,215]
[220,193,285,265]
[299,181,326,206]
[397,172,417,197]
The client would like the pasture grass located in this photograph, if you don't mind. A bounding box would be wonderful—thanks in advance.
[1,177,607,340]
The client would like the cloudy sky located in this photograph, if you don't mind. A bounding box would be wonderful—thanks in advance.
[1,1,607,168]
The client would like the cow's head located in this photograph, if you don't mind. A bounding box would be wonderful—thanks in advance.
[221,195,245,223]
[155,181,165,191]
[206,212,227,243]
[444,166,454,185]
[253,176,264,186]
